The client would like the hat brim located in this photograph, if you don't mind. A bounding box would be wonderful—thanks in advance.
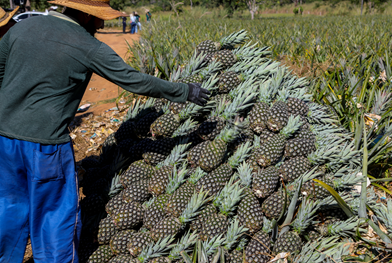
[0,6,19,27]
[48,0,123,20]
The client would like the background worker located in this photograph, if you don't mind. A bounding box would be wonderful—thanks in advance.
[0,6,19,38]
[0,0,209,262]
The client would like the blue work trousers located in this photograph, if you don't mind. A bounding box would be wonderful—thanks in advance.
[0,135,81,263]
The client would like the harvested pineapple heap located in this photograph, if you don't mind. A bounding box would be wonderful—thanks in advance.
[79,30,390,263]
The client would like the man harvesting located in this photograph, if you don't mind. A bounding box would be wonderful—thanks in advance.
[0,0,209,262]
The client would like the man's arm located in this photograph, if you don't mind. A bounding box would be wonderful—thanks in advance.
[90,42,189,103]
[0,34,10,89]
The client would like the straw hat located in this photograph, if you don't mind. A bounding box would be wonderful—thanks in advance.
[47,0,124,20]
[0,6,19,27]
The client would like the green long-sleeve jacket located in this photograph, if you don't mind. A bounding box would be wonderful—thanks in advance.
[0,12,188,144]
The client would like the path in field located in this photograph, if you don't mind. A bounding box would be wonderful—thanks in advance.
[78,29,141,116]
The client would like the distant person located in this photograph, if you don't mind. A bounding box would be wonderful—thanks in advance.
[0,6,19,38]
[146,10,152,22]
[135,11,141,32]
[130,11,137,34]
[122,12,127,33]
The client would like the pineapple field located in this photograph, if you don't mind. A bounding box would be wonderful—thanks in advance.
[77,15,392,263]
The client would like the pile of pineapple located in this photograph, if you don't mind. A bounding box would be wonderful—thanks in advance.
[79,30,376,263]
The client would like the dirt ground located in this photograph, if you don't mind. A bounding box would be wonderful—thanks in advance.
[23,29,140,263]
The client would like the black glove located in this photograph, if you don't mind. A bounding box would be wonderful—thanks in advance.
[187,83,211,106]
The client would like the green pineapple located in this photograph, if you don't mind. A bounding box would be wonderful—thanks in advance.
[301,174,333,200]
[112,202,144,230]
[252,165,279,198]
[187,141,209,167]
[87,245,114,263]
[109,229,135,255]
[105,192,127,216]
[245,217,274,263]
[286,97,309,117]
[196,29,248,55]
[222,219,249,263]
[255,115,302,167]
[284,138,316,158]
[278,156,311,183]
[122,179,151,203]
[120,160,156,188]
[98,217,118,245]
[266,90,289,132]
[273,198,321,255]
[236,162,264,233]
[261,190,286,220]
[189,203,217,233]
[199,179,244,241]
[259,129,276,145]
[144,164,187,229]
[127,231,155,257]
[150,190,210,241]
[196,141,253,196]
[166,167,206,218]
[248,82,271,134]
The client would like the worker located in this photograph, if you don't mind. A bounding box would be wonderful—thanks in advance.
[0,0,209,262]
[0,6,19,38]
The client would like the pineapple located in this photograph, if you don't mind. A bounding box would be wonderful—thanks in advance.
[301,174,333,200]
[196,29,248,55]
[189,203,217,233]
[133,111,161,139]
[87,245,114,263]
[135,235,175,263]
[286,97,309,117]
[122,179,151,203]
[144,165,187,229]
[284,138,316,158]
[236,162,264,233]
[261,190,286,220]
[120,160,156,188]
[255,115,302,167]
[112,202,144,230]
[142,138,177,165]
[109,229,135,255]
[105,192,127,216]
[108,254,136,263]
[245,217,274,263]
[248,82,271,134]
[150,190,210,241]
[259,129,276,145]
[222,219,249,263]
[266,90,289,132]
[197,99,227,141]
[196,142,253,196]
[199,179,244,241]
[252,165,279,198]
[273,198,321,255]
[127,231,154,257]
[187,141,209,167]
[218,70,243,93]
[279,156,311,183]
[166,167,206,218]
[98,217,118,245]
[148,166,175,197]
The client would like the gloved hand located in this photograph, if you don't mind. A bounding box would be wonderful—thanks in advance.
[187,83,211,106]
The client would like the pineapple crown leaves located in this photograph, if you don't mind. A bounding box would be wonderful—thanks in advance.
[228,142,254,169]
[216,125,240,144]
[256,80,272,104]
[160,100,171,115]
[172,119,198,138]
[310,124,350,139]
[223,219,249,251]
[232,42,271,61]
[227,77,258,106]
[108,173,123,198]
[199,59,222,79]
[323,217,365,238]
[188,167,207,185]
[291,198,323,235]
[253,134,261,148]
[288,88,312,102]
[326,142,361,172]
[165,161,188,195]
[218,180,245,216]
[268,68,287,97]
[307,142,341,165]
[371,89,392,115]
[226,57,264,74]
[307,103,338,125]
[124,97,156,122]
[168,231,198,260]
[262,217,275,234]
[137,235,176,263]
[332,168,362,190]
[252,60,280,79]
[171,51,206,81]
[201,73,220,92]
[210,96,228,117]
[235,161,253,188]
[373,199,392,236]
[220,29,249,49]
[213,176,239,208]
[143,196,156,210]
[179,189,212,224]
[294,237,348,263]
[203,234,226,256]
[287,167,323,196]
[157,141,190,168]
[280,115,303,138]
